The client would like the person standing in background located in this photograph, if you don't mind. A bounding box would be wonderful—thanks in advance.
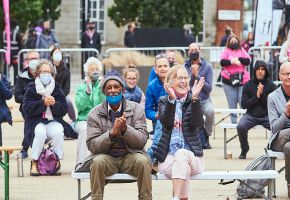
[124,22,136,48]
[81,21,102,78]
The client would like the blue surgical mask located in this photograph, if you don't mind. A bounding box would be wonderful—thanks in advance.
[28,59,39,71]
[39,73,52,86]
[52,52,62,62]
[106,93,122,105]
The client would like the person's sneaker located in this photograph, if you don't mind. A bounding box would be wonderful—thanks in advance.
[20,149,28,159]
[54,160,62,176]
[30,160,39,176]
[151,159,158,175]
[239,150,248,159]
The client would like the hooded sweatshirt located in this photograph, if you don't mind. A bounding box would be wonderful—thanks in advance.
[241,60,276,118]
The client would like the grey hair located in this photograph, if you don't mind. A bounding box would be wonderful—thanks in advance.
[83,57,103,74]
[35,59,56,77]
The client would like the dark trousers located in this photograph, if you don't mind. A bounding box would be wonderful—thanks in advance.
[272,128,290,182]
[237,114,270,152]
[0,123,2,146]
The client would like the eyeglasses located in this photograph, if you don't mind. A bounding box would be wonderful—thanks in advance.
[126,77,137,81]
[280,72,290,77]
[176,76,191,82]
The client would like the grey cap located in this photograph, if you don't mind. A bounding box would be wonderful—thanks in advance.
[101,70,125,93]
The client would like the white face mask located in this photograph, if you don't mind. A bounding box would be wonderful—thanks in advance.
[52,52,62,62]
[39,73,52,86]
[28,59,39,71]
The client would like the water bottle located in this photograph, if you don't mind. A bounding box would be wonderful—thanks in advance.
[16,153,24,177]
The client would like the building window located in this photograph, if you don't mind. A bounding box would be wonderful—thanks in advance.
[79,0,106,44]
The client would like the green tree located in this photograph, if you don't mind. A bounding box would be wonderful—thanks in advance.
[108,0,203,34]
[0,0,61,32]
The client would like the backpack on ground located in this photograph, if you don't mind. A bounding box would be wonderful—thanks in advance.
[37,146,60,175]
[236,154,272,199]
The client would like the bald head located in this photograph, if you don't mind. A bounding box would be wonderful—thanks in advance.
[279,62,290,88]
[280,62,290,73]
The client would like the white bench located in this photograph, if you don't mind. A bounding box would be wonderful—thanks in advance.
[214,108,246,139]
[71,170,279,200]
[220,123,268,159]
[266,149,285,197]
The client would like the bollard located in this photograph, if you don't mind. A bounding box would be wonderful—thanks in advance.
[16,153,24,177]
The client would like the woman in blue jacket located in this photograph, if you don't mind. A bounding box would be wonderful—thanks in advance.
[0,74,13,159]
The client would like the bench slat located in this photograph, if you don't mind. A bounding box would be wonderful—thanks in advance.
[71,170,279,181]
[220,123,266,129]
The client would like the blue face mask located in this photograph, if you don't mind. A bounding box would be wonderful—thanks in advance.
[106,93,122,105]
[39,73,52,86]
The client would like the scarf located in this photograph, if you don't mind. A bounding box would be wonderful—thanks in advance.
[85,30,94,39]
[172,87,188,101]
[123,85,142,103]
[35,77,55,120]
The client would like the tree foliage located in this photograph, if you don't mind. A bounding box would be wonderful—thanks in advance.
[108,0,203,34]
[0,0,61,32]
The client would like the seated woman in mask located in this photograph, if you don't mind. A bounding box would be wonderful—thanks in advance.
[154,64,205,200]
[50,47,76,126]
[75,57,105,165]
[123,64,145,109]
[23,59,67,176]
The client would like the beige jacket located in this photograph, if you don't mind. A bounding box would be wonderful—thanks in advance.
[76,99,148,171]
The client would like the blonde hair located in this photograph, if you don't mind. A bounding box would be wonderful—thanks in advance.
[123,64,140,81]
[164,64,188,86]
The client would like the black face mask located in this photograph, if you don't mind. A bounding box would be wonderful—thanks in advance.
[88,26,95,30]
[43,28,50,34]
[190,51,199,62]
[169,61,174,68]
[229,43,239,50]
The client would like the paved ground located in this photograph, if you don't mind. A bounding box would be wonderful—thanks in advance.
[0,81,289,200]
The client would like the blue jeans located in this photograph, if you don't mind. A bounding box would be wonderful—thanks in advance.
[147,120,162,162]
[222,83,243,123]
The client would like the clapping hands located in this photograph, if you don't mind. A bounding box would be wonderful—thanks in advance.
[191,77,205,99]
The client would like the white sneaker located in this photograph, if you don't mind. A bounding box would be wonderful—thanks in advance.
[172,197,180,200]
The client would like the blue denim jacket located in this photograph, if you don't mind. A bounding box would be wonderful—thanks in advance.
[184,58,213,100]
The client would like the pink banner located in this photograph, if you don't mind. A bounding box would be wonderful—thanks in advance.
[3,0,11,64]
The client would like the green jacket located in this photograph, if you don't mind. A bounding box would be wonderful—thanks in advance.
[75,80,105,121]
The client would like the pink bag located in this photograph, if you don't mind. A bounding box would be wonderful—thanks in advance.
[37,148,60,175]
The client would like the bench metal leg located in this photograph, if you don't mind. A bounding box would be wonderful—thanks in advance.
[214,114,231,139]
[0,151,10,200]
[271,158,276,198]
[224,128,227,159]
[224,128,238,159]
[78,179,81,200]
[268,179,273,200]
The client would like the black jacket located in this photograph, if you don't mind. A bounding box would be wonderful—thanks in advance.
[81,31,101,53]
[154,94,204,162]
[54,63,70,96]
[241,60,276,118]
[14,69,35,118]
[23,82,78,146]
[124,31,135,47]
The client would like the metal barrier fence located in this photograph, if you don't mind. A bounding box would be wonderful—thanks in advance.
[248,46,282,82]
[0,49,7,75]
[105,47,187,58]
[17,48,99,83]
